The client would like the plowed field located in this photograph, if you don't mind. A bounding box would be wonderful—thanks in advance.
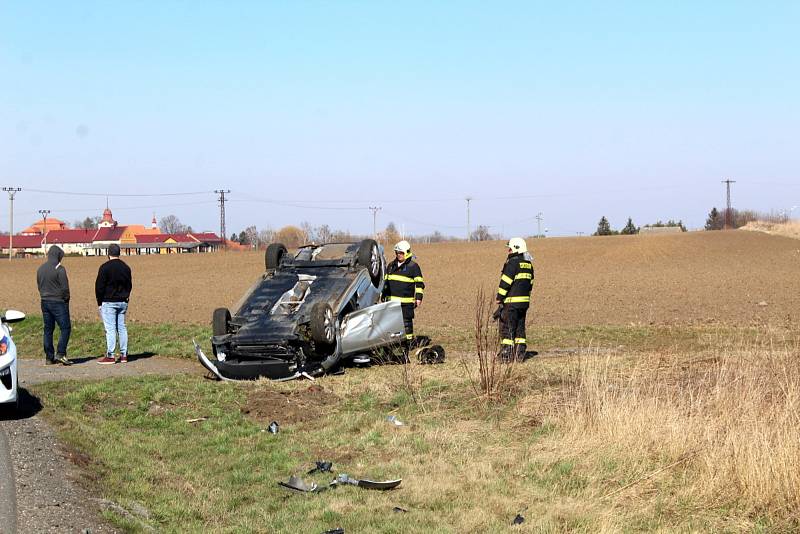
[2,231,799,328]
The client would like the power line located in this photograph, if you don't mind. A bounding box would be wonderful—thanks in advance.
[369,206,382,238]
[215,189,230,245]
[722,179,736,229]
[2,187,22,260]
[24,188,213,197]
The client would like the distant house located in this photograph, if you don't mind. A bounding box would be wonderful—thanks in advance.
[0,234,44,256]
[45,229,99,255]
[21,217,67,235]
[8,207,223,257]
[639,226,684,235]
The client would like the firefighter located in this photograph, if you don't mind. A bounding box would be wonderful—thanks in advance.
[383,240,424,352]
[496,237,534,361]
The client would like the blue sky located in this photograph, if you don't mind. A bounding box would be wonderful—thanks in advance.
[1,1,798,237]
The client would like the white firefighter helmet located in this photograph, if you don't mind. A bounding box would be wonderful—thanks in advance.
[507,237,527,253]
[393,240,412,255]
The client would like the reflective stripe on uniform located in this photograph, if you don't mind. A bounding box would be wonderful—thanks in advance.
[519,262,532,269]
[515,273,532,280]
[497,287,508,296]
[415,287,424,294]
[501,274,513,285]
[386,274,416,283]
[390,296,416,304]
[501,339,514,346]
[514,338,526,344]
[405,334,414,340]
[505,296,530,303]
[414,276,424,283]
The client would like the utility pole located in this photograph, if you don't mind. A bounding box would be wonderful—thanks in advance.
[535,212,544,238]
[39,209,51,253]
[3,187,21,260]
[215,189,230,246]
[465,197,472,241]
[722,179,736,229]
[369,206,381,238]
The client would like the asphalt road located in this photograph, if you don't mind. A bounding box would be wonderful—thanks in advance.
[0,426,17,534]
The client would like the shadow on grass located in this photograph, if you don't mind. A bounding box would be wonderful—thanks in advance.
[0,388,43,421]
[66,351,157,365]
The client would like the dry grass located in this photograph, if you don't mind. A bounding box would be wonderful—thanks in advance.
[522,333,800,526]
[36,327,800,531]
[742,220,800,240]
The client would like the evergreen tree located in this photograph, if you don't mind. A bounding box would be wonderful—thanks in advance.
[705,207,723,230]
[230,233,239,243]
[238,231,248,245]
[594,216,612,236]
[621,217,638,235]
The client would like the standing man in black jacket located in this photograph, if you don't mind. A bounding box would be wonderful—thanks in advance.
[496,237,534,362]
[382,240,425,353]
[95,244,133,364]
[36,246,72,365]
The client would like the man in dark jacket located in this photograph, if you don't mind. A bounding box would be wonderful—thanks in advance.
[36,246,72,365]
[95,244,132,364]
[382,240,424,354]
[496,237,534,362]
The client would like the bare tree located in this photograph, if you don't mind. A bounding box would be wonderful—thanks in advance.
[258,227,275,245]
[160,214,188,234]
[470,225,493,241]
[73,216,101,229]
[244,225,259,249]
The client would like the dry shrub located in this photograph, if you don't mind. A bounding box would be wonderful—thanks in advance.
[461,288,517,404]
[554,335,800,519]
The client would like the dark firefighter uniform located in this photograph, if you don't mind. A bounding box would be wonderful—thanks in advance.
[382,258,424,342]
[496,253,533,358]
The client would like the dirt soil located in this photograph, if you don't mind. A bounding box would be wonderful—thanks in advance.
[2,230,800,328]
[241,383,338,426]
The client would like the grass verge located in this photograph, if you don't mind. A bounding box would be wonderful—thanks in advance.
[12,316,211,360]
[32,325,800,532]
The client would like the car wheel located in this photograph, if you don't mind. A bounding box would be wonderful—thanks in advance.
[212,307,231,336]
[265,243,288,271]
[357,239,382,286]
[310,302,336,345]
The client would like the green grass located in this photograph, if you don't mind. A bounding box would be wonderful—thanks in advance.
[12,315,211,360]
[27,323,800,532]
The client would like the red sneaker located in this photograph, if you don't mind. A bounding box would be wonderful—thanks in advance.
[119,354,128,364]
[97,356,116,365]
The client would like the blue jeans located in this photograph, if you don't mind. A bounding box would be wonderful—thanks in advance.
[41,300,71,360]
[100,302,128,356]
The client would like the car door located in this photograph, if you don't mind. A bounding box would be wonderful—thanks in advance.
[339,300,405,355]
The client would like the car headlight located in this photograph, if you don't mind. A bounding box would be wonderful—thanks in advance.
[0,336,8,356]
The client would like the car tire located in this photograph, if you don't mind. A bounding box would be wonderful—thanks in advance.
[265,243,288,271]
[310,302,336,345]
[357,239,382,286]
[212,307,231,336]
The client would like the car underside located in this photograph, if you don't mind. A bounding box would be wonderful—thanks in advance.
[196,240,407,380]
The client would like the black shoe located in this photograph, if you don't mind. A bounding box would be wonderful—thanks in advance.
[57,356,72,366]
[45,359,57,365]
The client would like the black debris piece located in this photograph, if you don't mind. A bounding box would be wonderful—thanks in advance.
[268,421,279,434]
[278,475,317,493]
[393,506,408,513]
[416,345,445,365]
[512,514,525,525]
[307,461,333,474]
[322,529,344,534]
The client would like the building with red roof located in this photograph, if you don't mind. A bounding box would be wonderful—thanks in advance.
[11,206,223,257]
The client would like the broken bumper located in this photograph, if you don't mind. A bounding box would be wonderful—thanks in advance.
[194,341,300,381]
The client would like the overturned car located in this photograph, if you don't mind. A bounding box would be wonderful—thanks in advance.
[196,239,408,380]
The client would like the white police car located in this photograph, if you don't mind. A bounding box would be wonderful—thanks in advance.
[0,310,26,412]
